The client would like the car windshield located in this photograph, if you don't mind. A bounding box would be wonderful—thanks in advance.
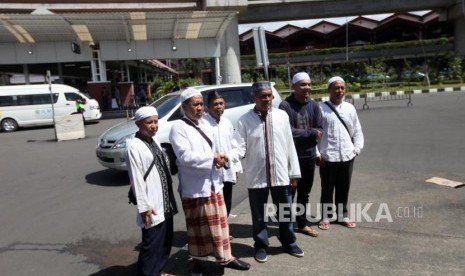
[150,94,180,119]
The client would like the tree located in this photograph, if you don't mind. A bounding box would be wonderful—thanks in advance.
[178,58,209,79]
[449,56,463,82]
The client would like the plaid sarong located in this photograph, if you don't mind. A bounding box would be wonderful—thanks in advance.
[182,190,232,263]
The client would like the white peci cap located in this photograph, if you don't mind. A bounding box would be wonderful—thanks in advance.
[327,76,345,87]
[292,72,311,84]
[134,106,158,122]
[180,88,202,103]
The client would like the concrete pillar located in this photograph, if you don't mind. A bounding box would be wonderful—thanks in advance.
[219,15,241,84]
[120,63,125,82]
[22,64,30,84]
[100,60,107,81]
[91,59,98,82]
[454,17,465,55]
[90,50,107,81]
[215,57,221,85]
[56,63,63,84]
[126,63,131,82]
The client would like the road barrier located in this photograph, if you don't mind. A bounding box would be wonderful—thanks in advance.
[308,86,465,109]
[359,91,412,109]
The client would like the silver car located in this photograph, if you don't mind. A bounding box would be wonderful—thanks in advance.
[96,83,282,170]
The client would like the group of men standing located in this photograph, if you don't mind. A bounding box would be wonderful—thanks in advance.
[124,72,364,275]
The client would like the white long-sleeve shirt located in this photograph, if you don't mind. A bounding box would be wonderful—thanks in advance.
[230,108,301,189]
[318,101,364,162]
[205,112,242,183]
[126,137,166,228]
[169,117,223,198]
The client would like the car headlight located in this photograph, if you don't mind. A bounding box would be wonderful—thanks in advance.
[112,133,135,149]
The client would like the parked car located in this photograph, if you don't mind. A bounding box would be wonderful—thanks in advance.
[366,73,390,82]
[96,83,282,170]
[401,70,425,81]
[439,68,452,78]
[342,74,361,83]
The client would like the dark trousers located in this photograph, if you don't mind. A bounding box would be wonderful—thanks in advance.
[319,158,355,219]
[292,157,316,229]
[137,216,174,276]
[248,186,296,250]
[223,181,234,216]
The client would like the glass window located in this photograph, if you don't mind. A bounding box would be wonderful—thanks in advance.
[242,87,254,105]
[17,95,32,105]
[65,92,79,101]
[0,96,16,106]
[151,94,180,119]
[0,93,58,106]
[168,108,183,121]
[52,93,59,103]
[202,88,249,110]
[218,88,245,109]
[32,94,52,105]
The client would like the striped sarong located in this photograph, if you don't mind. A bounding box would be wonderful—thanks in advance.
[182,190,232,263]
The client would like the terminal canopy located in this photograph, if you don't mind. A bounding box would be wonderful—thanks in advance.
[0,10,237,45]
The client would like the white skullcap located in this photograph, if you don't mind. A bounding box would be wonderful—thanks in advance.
[180,88,202,103]
[292,72,311,84]
[134,106,158,122]
[328,76,345,87]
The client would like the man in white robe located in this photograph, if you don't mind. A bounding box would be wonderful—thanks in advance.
[125,106,178,276]
[230,81,303,263]
[169,88,250,274]
[204,90,243,217]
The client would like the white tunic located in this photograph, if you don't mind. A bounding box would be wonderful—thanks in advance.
[230,108,301,189]
[318,101,364,162]
[125,137,165,228]
[169,117,223,198]
[204,112,243,183]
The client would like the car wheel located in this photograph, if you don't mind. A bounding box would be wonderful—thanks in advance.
[1,118,18,132]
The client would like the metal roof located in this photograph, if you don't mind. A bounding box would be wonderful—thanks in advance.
[0,10,237,45]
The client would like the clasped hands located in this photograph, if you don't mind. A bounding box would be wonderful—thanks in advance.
[141,208,156,226]
[213,152,228,169]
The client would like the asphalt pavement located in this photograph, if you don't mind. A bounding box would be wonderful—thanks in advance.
[1,90,464,276]
[165,90,465,275]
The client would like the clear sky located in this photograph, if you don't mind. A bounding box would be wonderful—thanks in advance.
[238,10,430,34]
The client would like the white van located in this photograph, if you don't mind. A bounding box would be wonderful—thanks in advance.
[0,84,102,132]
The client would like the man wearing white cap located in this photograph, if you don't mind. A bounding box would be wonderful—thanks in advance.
[279,72,323,238]
[169,88,250,273]
[317,76,364,230]
[230,81,303,263]
[125,106,178,276]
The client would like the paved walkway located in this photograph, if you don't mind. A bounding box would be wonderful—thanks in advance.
[164,90,465,276]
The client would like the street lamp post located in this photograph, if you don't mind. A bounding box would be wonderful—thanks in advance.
[346,16,349,62]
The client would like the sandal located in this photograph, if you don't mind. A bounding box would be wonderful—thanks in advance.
[339,219,356,228]
[318,220,330,230]
[298,225,319,237]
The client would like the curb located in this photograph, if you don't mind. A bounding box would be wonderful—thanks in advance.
[314,85,465,102]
